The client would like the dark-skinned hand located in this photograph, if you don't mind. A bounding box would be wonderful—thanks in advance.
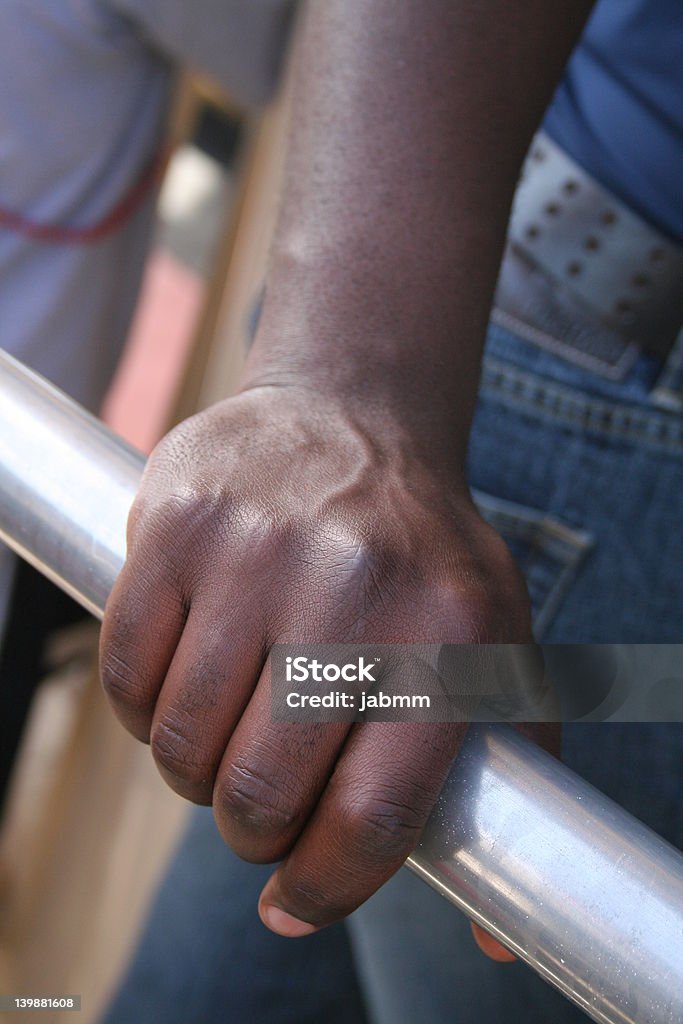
[100,384,546,951]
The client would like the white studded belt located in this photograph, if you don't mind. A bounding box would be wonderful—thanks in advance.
[493,132,683,378]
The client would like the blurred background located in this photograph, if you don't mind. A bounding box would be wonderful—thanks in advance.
[0,67,291,1023]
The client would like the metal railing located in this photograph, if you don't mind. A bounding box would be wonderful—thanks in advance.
[1,348,682,1024]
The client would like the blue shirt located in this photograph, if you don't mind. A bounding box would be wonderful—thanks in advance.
[544,0,683,242]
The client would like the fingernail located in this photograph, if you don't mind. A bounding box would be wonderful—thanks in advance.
[260,904,317,938]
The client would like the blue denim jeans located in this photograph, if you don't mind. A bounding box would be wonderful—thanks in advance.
[103,322,683,1024]
[346,322,683,1024]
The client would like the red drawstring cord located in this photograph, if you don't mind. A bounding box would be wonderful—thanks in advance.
[0,148,168,245]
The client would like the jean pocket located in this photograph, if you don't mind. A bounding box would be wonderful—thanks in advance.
[472,489,594,639]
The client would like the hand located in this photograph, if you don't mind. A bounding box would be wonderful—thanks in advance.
[100,383,535,938]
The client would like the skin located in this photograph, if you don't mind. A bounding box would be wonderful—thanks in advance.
[100,0,593,958]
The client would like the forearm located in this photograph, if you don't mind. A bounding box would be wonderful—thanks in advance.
[244,0,594,459]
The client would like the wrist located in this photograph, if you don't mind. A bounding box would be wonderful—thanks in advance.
[238,353,474,486]
[241,215,506,464]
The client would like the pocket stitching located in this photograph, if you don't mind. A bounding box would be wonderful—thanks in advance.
[473,489,594,639]
[481,357,683,454]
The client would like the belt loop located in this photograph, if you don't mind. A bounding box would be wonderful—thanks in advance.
[651,328,683,412]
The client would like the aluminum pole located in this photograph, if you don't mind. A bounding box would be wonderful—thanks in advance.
[1,348,681,1024]
[0,351,142,616]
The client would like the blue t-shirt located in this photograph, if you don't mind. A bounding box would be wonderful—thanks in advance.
[543,0,683,242]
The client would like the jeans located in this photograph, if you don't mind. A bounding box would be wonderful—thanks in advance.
[103,321,683,1024]
[346,322,683,1024]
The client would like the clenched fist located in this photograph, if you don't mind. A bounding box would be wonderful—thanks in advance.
[100,384,533,939]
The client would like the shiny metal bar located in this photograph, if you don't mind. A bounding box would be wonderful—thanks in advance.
[409,729,683,1024]
[0,350,144,616]
[1,347,682,1024]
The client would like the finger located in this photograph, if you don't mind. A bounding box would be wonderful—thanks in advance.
[150,601,267,804]
[100,553,187,742]
[258,720,468,936]
[213,658,351,862]
[471,922,516,963]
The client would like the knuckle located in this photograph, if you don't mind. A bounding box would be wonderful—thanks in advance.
[330,534,393,589]
[319,531,409,625]
[100,648,154,718]
[146,489,219,550]
[228,502,297,561]
[146,419,202,475]
[342,793,425,863]
[133,436,229,541]
[127,486,230,595]
[215,759,301,857]
[135,480,295,582]
[150,718,216,793]
[426,565,529,643]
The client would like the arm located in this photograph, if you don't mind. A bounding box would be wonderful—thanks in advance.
[246,0,594,458]
[100,0,593,940]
